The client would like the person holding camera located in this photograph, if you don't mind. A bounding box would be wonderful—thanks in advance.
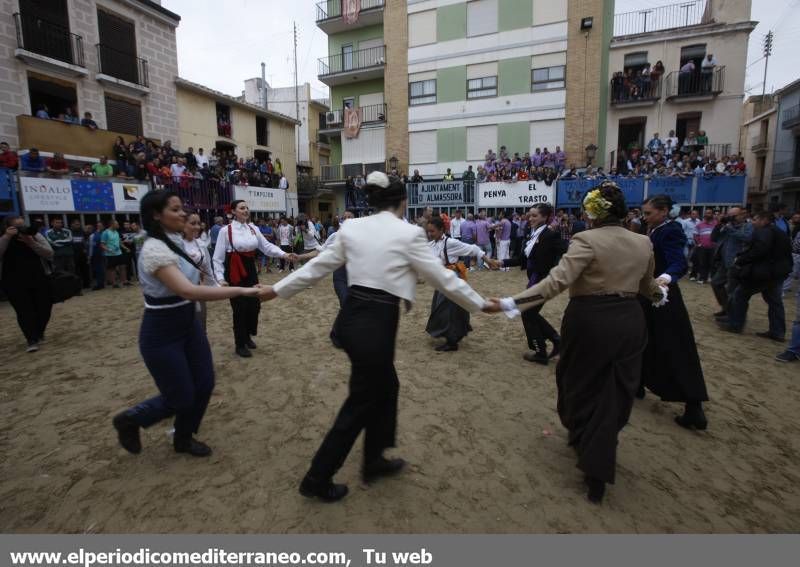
[710,207,752,318]
[0,216,54,352]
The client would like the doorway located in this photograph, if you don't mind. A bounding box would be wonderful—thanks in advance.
[617,117,647,154]
[676,112,701,145]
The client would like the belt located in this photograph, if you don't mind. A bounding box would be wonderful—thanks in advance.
[587,291,638,299]
[144,294,192,310]
[349,286,400,305]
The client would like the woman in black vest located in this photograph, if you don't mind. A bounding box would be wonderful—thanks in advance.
[503,203,562,364]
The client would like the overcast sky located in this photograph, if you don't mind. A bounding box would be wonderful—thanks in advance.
[163,0,800,101]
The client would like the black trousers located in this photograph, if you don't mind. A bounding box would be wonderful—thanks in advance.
[3,278,52,344]
[330,267,349,347]
[521,304,559,350]
[309,287,400,480]
[74,248,91,288]
[226,255,260,348]
[279,245,294,270]
[693,247,714,282]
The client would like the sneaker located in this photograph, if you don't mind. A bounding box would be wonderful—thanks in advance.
[696,280,704,284]
[26,342,39,353]
[689,277,696,282]
[278,269,284,273]
[775,351,799,363]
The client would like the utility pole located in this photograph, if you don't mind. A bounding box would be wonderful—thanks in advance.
[293,22,300,163]
[762,30,773,98]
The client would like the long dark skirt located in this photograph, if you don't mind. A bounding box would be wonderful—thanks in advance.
[640,283,708,403]
[425,290,472,345]
[557,296,647,484]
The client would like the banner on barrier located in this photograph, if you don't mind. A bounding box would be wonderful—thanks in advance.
[19,177,73,211]
[695,176,746,205]
[646,176,693,204]
[556,178,645,207]
[413,181,465,205]
[19,176,150,213]
[72,180,115,212]
[477,181,554,207]
[234,185,287,212]
[113,182,148,212]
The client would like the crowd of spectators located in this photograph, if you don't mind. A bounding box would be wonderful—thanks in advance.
[611,60,665,102]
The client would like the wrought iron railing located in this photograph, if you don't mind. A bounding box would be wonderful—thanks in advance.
[614,0,706,37]
[96,43,149,87]
[665,66,724,99]
[316,0,385,22]
[750,135,768,152]
[781,103,800,129]
[772,159,800,179]
[319,45,385,77]
[13,12,85,67]
[323,103,386,129]
[609,74,662,104]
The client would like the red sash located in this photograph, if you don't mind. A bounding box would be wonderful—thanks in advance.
[226,223,257,285]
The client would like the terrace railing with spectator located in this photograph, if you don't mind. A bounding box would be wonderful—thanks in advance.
[609,74,662,105]
[96,43,149,88]
[152,176,234,210]
[13,12,85,68]
[781,103,800,129]
[316,0,385,22]
[321,103,386,131]
[613,0,706,37]
[665,66,724,100]
[318,45,385,77]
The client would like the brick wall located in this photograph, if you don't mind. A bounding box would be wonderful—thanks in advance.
[384,0,408,170]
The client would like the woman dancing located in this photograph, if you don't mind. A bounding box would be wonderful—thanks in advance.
[486,182,667,503]
[212,200,295,358]
[259,172,489,502]
[502,203,562,365]
[639,194,709,429]
[112,191,267,457]
[425,215,499,352]
[182,212,217,331]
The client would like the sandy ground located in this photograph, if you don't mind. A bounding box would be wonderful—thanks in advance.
[0,268,799,534]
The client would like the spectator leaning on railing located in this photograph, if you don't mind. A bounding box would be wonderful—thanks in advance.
[20,148,46,172]
[0,141,19,169]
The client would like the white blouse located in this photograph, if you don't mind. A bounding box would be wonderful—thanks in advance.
[212,220,286,282]
[182,237,217,287]
[428,236,485,265]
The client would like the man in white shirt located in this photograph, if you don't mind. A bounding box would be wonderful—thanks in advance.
[279,174,288,190]
[700,53,717,92]
[170,158,186,181]
[677,210,700,264]
[450,210,464,240]
[666,130,680,152]
[277,217,294,272]
[195,148,209,169]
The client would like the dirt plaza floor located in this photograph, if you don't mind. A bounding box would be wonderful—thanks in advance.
[0,268,798,533]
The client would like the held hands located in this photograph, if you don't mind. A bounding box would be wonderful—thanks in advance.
[484,258,502,270]
[482,298,503,313]
[286,253,300,263]
[253,284,277,301]
[655,277,670,287]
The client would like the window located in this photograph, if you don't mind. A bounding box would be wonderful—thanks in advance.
[680,44,706,67]
[623,51,649,75]
[467,125,497,160]
[530,119,564,153]
[467,0,498,37]
[467,76,497,99]
[97,9,140,84]
[409,10,437,47]
[28,74,77,121]
[531,65,565,91]
[256,116,268,146]
[342,44,353,71]
[104,94,142,136]
[409,79,436,105]
[410,131,437,164]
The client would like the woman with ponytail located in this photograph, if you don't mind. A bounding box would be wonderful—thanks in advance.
[640,194,709,430]
[112,191,267,458]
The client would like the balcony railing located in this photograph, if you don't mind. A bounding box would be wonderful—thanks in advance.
[319,45,385,77]
[96,43,149,88]
[13,12,85,67]
[320,161,387,183]
[750,135,768,154]
[781,104,800,129]
[613,0,705,37]
[701,144,732,159]
[609,75,662,105]
[323,103,387,130]
[316,0,385,22]
[773,159,800,180]
[665,66,724,100]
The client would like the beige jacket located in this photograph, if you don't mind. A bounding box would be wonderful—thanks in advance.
[512,225,662,310]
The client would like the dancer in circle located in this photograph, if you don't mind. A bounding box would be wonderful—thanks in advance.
[182,212,217,331]
[425,215,499,352]
[639,194,709,430]
[212,200,296,358]
[259,172,489,502]
[502,203,562,365]
[112,191,267,457]
[486,182,667,503]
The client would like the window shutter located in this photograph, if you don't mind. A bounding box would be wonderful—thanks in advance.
[105,95,142,136]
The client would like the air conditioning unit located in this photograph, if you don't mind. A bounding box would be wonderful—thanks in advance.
[326,112,337,124]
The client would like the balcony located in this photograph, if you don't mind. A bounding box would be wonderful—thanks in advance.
[750,135,768,156]
[665,66,724,102]
[13,13,87,77]
[320,161,387,184]
[609,76,661,107]
[96,44,150,95]
[318,45,385,86]
[613,0,705,37]
[772,159,800,183]
[319,103,387,135]
[316,0,385,34]
[781,104,800,131]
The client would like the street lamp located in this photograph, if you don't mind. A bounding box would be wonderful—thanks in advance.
[389,155,398,171]
[585,144,598,166]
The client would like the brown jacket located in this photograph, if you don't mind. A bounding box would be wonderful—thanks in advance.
[512,225,662,310]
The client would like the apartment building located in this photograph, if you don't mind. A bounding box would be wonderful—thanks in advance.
[739,94,777,210]
[606,0,755,169]
[770,78,800,210]
[2,0,181,159]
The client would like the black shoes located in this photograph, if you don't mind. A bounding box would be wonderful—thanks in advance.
[435,342,459,352]
[362,456,407,484]
[299,475,349,502]
[245,338,257,349]
[585,476,605,504]
[523,351,549,365]
[112,411,141,454]
[549,337,561,359]
[235,346,252,358]
[635,384,646,400]
[675,403,708,431]
[756,332,785,343]
[713,310,727,318]
[174,437,212,457]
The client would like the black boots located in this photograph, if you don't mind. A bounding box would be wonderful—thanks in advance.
[675,401,708,430]
[585,476,606,504]
[549,336,561,359]
[299,475,349,502]
[362,456,407,484]
[235,346,252,358]
[112,411,141,454]
[435,342,459,352]
[174,435,212,457]
[245,338,257,349]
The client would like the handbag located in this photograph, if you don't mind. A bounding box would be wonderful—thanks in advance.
[48,270,82,303]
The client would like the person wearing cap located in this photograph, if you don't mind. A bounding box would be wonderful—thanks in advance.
[258,171,491,502]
